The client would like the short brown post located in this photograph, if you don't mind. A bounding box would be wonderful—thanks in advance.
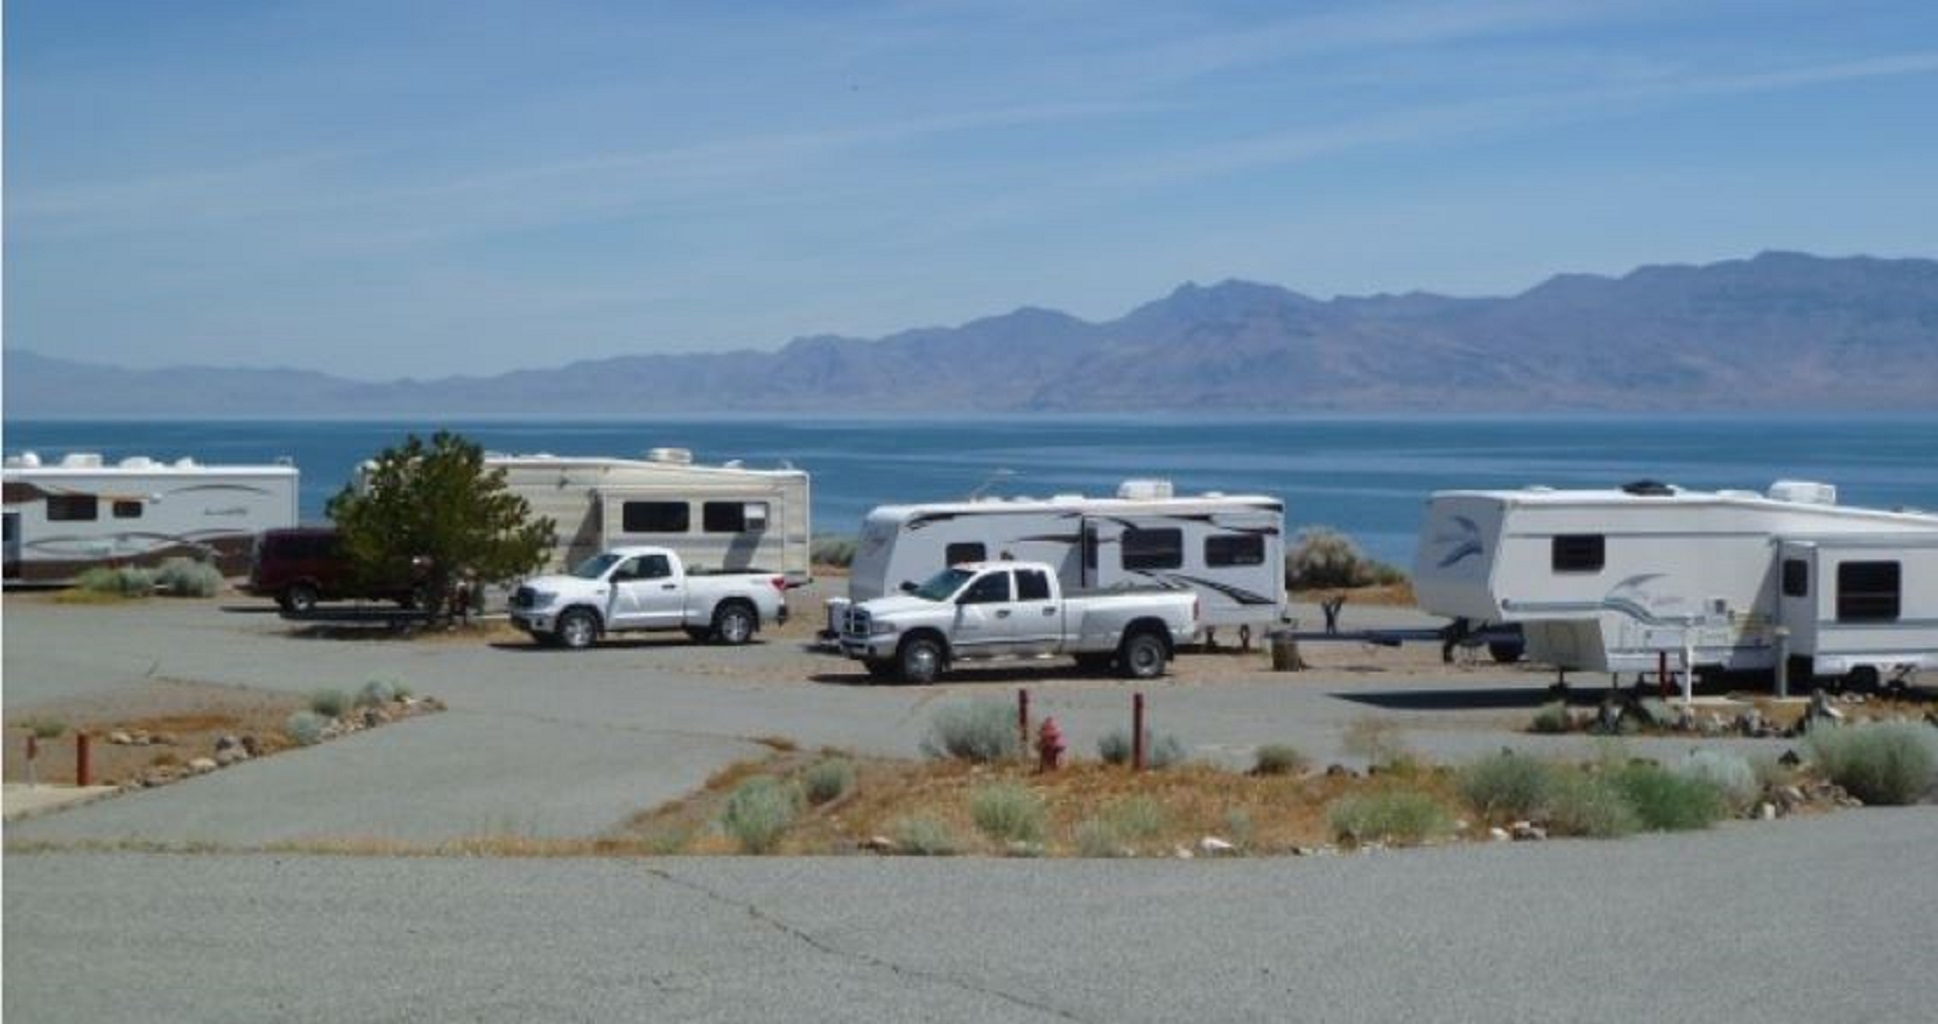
[76,732,92,787]
[1017,689,1031,753]
[1657,651,1670,698]
[1131,693,1146,772]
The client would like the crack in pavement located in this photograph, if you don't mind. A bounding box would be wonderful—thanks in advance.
[643,865,1090,1023]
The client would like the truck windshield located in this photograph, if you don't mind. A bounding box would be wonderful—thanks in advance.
[571,553,622,580]
[911,567,974,602]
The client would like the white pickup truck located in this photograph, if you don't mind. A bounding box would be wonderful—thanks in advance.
[508,545,788,649]
[838,561,1198,683]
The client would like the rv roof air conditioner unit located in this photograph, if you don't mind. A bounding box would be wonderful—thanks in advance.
[120,456,156,469]
[648,448,694,466]
[62,453,104,468]
[1117,479,1174,501]
[1768,480,1837,506]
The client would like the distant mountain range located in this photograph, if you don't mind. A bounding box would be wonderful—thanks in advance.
[7,251,1935,417]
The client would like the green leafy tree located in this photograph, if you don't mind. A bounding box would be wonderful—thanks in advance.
[326,431,552,623]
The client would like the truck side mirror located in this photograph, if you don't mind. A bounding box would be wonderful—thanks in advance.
[899,580,917,593]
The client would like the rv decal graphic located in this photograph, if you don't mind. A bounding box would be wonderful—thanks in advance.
[1432,515,1484,569]
[1508,574,1714,628]
[1127,570,1276,606]
[1163,573,1277,606]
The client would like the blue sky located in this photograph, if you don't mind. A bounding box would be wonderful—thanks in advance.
[7,0,1936,380]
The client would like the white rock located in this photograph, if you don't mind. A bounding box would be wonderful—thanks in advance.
[1488,827,1511,842]
[1198,836,1238,856]
[187,757,218,774]
[108,731,133,745]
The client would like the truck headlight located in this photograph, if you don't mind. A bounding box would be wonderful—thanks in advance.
[868,620,899,636]
[528,591,559,609]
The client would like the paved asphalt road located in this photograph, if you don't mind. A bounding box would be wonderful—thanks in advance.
[9,808,1938,1023]
[7,591,1934,1021]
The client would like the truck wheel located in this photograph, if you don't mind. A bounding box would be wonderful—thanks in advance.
[555,608,599,650]
[283,582,320,615]
[1118,632,1168,679]
[712,602,757,645]
[899,636,945,684]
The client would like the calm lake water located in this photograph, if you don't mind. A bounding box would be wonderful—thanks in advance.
[6,415,1934,566]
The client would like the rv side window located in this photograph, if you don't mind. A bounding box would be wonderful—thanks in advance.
[112,500,143,519]
[1551,535,1605,573]
[622,501,690,533]
[1016,569,1051,601]
[959,571,1012,604]
[946,542,986,567]
[1122,528,1183,570]
[1836,561,1900,622]
[703,501,768,533]
[1205,534,1265,567]
[46,495,99,521]
[1781,559,1809,598]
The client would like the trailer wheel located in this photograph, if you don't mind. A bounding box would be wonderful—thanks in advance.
[1118,632,1168,680]
[1844,666,1881,694]
[712,601,757,645]
[555,608,599,650]
[283,582,320,615]
[1487,641,1524,664]
[899,636,945,684]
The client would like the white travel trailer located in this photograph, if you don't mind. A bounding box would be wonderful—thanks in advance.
[834,480,1286,642]
[1413,480,1938,687]
[3,452,299,583]
[487,449,811,585]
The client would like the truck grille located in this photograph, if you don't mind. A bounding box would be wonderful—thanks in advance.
[840,608,869,639]
[509,585,536,610]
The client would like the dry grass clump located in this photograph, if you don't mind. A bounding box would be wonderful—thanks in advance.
[1807,722,1937,805]
[920,699,1020,763]
[1328,787,1457,847]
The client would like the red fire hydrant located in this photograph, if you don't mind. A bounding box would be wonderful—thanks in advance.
[1036,717,1065,772]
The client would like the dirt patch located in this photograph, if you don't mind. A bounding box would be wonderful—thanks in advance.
[3,680,307,787]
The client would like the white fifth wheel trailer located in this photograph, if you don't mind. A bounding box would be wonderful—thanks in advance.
[3,451,299,583]
[829,480,1285,643]
[1412,480,1938,687]
[486,449,811,585]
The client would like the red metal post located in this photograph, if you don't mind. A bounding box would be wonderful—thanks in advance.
[76,732,92,787]
[1132,693,1146,771]
[1018,689,1031,753]
[26,733,39,763]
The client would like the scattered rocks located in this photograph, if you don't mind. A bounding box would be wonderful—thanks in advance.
[186,757,218,775]
[1324,764,1355,778]
[1488,827,1511,842]
[108,731,134,746]
[1508,821,1547,842]
[860,835,897,854]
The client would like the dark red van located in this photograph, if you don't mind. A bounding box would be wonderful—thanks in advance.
[246,527,420,613]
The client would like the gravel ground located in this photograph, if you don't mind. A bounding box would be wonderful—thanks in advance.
[4,587,1819,845]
